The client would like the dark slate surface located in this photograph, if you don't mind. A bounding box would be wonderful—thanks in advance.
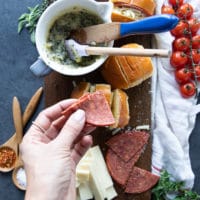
[0,0,200,199]
[0,0,43,199]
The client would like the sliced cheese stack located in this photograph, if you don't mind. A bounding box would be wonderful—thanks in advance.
[76,146,117,200]
[71,82,130,128]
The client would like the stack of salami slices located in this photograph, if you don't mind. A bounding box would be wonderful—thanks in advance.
[106,130,159,193]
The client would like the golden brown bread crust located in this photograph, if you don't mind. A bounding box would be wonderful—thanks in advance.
[111,0,156,15]
[131,0,156,16]
[95,84,113,107]
[101,56,129,89]
[101,43,153,89]
[113,89,130,128]
[111,4,147,22]
[70,82,90,99]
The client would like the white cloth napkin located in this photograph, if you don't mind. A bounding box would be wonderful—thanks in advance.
[152,0,200,189]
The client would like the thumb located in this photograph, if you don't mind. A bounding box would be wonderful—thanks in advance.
[55,109,86,147]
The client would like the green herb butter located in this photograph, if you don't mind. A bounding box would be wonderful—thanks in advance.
[46,7,103,66]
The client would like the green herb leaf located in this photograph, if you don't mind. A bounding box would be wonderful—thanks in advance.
[17,0,55,44]
[18,20,27,33]
[152,170,200,200]
[30,30,36,44]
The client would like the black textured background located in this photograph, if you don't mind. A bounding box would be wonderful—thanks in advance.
[0,0,199,199]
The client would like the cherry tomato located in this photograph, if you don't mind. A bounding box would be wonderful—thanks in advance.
[168,0,183,8]
[175,68,192,84]
[173,37,190,52]
[188,18,200,35]
[161,5,175,15]
[170,51,188,69]
[192,35,200,49]
[176,3,193,19]
[180,81,196,98]
[191,49,200,64]
[170,21,190,38]
[192,65,200,81]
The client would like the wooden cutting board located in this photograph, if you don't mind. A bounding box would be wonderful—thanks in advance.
[44,33,153,199]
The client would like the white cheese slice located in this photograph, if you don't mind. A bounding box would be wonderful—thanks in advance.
[89,167,105,200]
[76,177,80,188]
[106,186,118,200]
[89,146,113,189]
[77,168,90,183]
[76,146,118,200]
[79,182,93,200]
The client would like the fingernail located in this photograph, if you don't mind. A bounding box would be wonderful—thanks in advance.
[72,109,85,121]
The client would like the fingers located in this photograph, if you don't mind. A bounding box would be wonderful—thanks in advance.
[55,109,86,147]
[82,124,96,135]
[71,135,93,166]
[33,99,77,133]
[44,115,67,139]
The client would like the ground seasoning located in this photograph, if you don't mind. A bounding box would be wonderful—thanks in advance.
[0,146,16,168]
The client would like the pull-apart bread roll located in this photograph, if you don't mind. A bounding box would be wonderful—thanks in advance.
[70,82,130,128]
[70,82,90,99]
[111,89,130,128]
[101,43,153,89]
[110,0,156,22]
[94,84,113,107]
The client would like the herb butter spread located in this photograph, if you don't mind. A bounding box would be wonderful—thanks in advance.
[46,7,103,66]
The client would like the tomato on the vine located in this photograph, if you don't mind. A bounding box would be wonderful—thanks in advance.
[192,35,200,49]
[191,49,200,64]
[172,37,190,52]
[170,51,188,69]
[168,0,183,7]
[180,81,196,98]
[192,65,200,81]
[188,18,200,35]
[175,68,192,84]
[170,20,190,38]
[176,3,193,19]
[161,5,175,14]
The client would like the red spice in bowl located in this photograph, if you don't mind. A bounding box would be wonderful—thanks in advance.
[0,146,16,168]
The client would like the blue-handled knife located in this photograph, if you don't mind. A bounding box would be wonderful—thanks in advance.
[70,14,179,44]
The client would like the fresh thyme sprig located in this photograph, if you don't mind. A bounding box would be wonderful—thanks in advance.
[18,0,55,43]
[152,170,200,200]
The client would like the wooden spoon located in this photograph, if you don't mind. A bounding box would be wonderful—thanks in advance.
[0,97,23,172]
[0,87,43,172]
[12,97,25,190]
[12,155,25,190]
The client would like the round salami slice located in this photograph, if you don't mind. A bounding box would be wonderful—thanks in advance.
[62,91,115,126]
[106,131,149,162]
[106,147,144,186]
[125,166,159,194]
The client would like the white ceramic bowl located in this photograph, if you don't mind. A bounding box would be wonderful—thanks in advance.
[35,0,113,76]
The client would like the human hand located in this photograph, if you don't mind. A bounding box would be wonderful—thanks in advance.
[20,99,93,200]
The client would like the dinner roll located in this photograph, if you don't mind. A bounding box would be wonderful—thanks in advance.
[111,89,130,128]
[70,82,90,98]
[110,0,156,22]
[101,43,153,89]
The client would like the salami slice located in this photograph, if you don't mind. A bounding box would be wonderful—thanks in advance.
[106,147,144,186]
[62,91,115,126]
[125,166,159,194]
[106,131,149,162]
